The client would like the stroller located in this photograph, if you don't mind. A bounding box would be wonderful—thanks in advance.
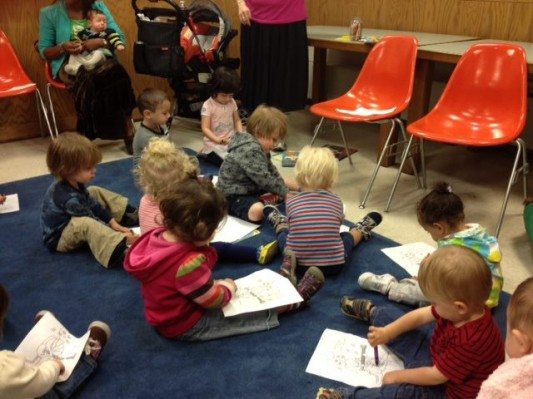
[132,0,240,118]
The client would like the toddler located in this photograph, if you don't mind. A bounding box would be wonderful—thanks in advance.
[124,179,325,341]
[41,132,138,268]
[0,284,111,399]
[132,88,172,166]
[199,66,243,166]
[64,9,125,76]
[318,245,505,399]
[135,138,278,264]
[358,182,503,308]
[477,277,533,398]
[266,146,382,282]
[218,104,299,223]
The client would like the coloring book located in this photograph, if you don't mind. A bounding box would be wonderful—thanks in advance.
[381,242,436,276]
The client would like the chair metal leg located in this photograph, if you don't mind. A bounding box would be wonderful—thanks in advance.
[337,120,353,166]
[35,89,55,140]
[385,135,415,212]
[310,117,325,145]
[397,118,422,189]
[494,138,529,237]
[419,138,427,189]
[359,119,397,208]
[519,138,529,199]
[46,83,59,138]
[35,91,44,137]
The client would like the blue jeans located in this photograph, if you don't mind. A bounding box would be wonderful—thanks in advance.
[39,354,97,399]
[345,306,446,399]
[226,195,262,222]
[212,241,258,263]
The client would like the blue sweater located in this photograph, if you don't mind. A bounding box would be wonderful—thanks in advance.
[38,0,125,77]
[41,180,112,251]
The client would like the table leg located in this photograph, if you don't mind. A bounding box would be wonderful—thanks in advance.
[311,47,327,103]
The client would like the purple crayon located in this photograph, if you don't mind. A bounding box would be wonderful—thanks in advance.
[374,346,379,366]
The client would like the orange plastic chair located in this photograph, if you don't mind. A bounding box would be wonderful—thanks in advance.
[388,43,528,237]
[0,30,54,139]
[44,61,67,138]
[309,35,420,207]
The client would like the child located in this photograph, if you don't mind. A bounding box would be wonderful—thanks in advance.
[135,138,278,264]
[41,132,138,268]
[64,9,125,76]
[0,284,111,399]
[218,105,299,223]
[124,179,325,341]
[265,146,382,281]
[358,182,503,308]
[199,66,244,166]
[317,245,505,399]
[477,277,533,398]
[132,88,172,166]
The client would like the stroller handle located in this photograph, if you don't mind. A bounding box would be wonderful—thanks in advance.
[131,0,182,15]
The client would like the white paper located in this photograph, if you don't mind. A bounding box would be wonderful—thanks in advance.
[306,329,404,388]
[15,312,90,382]
[214,215,259,243]
[222,269,303,317]
[131,227,141,235]
[0,194,19,213]
[340,224,350,233]
[381,242,436,276]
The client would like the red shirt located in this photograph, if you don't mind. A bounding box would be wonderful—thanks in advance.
[430,306,505,399]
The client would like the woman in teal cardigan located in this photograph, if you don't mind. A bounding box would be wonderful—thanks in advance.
[38,0,136,153]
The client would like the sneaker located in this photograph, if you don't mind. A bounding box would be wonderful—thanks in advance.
[340,297,374,322]
[297,266,325,303]
[34,310,54,324]
[85,321,111,361]
[279,249,298,286]
[358,272,397,295]
[388,278,429,307]
[352,212,382,240]
[316,387,345,399]
[257,240,278,265]
[263,205,288,233]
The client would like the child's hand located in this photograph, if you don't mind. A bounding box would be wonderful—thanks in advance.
[283,178,299,192]
[367,325,391,346]
[54,358,65,375]
[125,231,139,246]
[62,41,83,54]
[223,278,237,293]
[0,194,6,205]
[116,44,125,51]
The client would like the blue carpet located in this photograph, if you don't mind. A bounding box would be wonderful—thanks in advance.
[0,156,508,398]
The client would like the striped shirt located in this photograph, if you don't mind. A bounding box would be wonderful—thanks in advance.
[430,306,505,399]
[139,194,163,234]
[286,190,345,266]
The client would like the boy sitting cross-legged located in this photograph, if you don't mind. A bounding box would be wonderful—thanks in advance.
[318,245,505,399]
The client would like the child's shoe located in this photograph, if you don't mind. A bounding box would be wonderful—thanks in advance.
[256,240,278,265]
[34,310,54,324]
[85,321,111,361]
[297,266,325,304]
[352,212,382,240]
[316,387,345,399]
[358,272,397,295]
[340,297,374,322]
[388,278,429,307]
[120,208,139,227]
[279,249,298,286]
[263,205,288,233]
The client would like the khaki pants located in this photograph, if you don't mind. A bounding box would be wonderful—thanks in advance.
[57,186,129,268]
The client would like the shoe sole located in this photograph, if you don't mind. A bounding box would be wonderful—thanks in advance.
[88,320,112,341]
[258,241,278,265]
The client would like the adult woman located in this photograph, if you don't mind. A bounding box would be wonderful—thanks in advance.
[38,0,136,153]
[236,0,308,113]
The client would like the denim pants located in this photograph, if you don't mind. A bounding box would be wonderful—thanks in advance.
[345,306,446,399]
[212,241,257,263]
[40,354,97,399]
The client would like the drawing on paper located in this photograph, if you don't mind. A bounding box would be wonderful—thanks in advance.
[306,328,404,388]
[26,325,78,365]
[381,242,436,276]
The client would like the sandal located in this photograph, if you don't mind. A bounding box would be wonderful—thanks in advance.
[340,296,374,322]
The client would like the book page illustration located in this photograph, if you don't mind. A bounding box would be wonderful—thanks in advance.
[381,242,436,276]
[222,269,303,317]
[306,329,404,388]
[15,312,90,382]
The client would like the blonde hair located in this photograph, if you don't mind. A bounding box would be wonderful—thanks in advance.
[295,145,338,190]
[46,132,102,180]
[135,138,199,199]
[247,105,287,140]
[418,245,491,308]
[508,277,533,334]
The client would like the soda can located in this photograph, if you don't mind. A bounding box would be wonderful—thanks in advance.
[349,18,362,41]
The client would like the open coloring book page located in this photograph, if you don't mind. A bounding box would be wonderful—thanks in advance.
[222,269,303,317]
[306,329,404,388]
[0,193,19,214]
[214,215,259,243]
[15,312,90,382]
[381,242,436,276]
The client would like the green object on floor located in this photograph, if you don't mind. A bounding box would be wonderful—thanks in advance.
[524,203,533,243]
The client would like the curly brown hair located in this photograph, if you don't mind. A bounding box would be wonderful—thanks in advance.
[417,181,465,228]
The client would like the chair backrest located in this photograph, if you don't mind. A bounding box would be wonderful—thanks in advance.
[431,43,527,139]
[0,30,32,87]
[348,35,418,113]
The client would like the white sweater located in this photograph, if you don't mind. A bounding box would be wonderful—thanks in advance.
[0,350,61,399]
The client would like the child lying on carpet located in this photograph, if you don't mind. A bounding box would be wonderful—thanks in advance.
[0,284,111,399]
[41,132,138,268]
[125,179,325,341]
[357,181,503,308]
[317,245,505,399]
[264,145,382,281]
[478,277,533,398]
[135,138,278,264]
[217,105,299,223]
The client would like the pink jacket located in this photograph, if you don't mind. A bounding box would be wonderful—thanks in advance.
[477,353,533,399]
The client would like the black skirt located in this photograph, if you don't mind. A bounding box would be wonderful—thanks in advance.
[240,20,308,113]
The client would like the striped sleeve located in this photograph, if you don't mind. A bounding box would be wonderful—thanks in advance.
[174,253,232,308]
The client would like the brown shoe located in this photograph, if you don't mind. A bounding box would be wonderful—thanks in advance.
[85,321,111,361]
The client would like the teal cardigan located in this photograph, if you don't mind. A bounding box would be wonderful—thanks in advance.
[38,0,125,78]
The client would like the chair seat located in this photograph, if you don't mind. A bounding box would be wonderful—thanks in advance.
[44,62,67,90]
[310,94,404,122]
[0,81,36,98]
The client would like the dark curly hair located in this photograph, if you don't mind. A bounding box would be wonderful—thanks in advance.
[417,181,465,227]
[209,66,240,97]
